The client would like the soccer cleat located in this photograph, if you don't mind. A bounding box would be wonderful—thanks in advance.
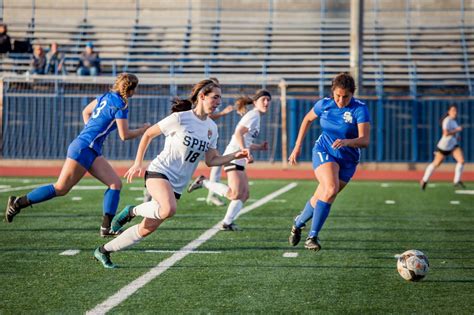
[94,247,117,269]
[5,196,21,223]
[206,195,225,206]
[420,180,427,191]
[220,222,240,231]
[187,175,206,193]
[454,181,466,189]
[288,225,302,246]
[304,237,321,252]
[110,205,135,233]
[100,226,123,238]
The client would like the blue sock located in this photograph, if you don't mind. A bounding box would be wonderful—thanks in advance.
[308,200,332,238]
[26,184,57,204]
[103,188,120,216]
[294,201,314,229]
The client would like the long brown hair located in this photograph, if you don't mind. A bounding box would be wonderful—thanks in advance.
[171,78,221,113]
[234,89,272,116]
[112,73,139,104]
[440,104,457,126]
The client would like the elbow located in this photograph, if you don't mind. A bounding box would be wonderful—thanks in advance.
[360,139,370,148]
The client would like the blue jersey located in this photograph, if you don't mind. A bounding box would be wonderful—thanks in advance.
[313,97,370,163]
[76,91,128,154]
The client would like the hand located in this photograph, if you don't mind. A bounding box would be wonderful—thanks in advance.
[332,139,350,149]
[457,126,463,132]
[260,141,269,151]
[142,122,152,130]
[124,163,144,183]
[235,148,254,164]
[288,148,300,166]
[221,105,234,115]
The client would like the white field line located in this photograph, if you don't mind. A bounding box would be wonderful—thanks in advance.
[0,185,110,194]
[145,250,221,254]
[60,250,81,256]
[0,184,43,193]
[455,190,474,195]
[86,182,298,315]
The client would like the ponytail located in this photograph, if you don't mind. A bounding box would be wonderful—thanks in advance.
[235,89,272,116]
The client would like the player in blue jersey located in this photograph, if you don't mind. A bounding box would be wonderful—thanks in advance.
[5,73,151,237]
[287,72,371,252]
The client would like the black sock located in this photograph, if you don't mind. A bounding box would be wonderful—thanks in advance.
[99,246,109,254]
[17,196,31,208]
[102,214,114,228]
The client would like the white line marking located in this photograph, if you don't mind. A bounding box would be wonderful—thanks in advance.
[72,186,107,190]
[59,250,80,256]
[0,185,11,189]
[145,250,221,254]
[385,200,396,204]
[283,252,298,258]
[71,197,82,201]
[0,185,109,194]
[129,187,144,191]
[455,190,474,195]
[86,182,298,315]
[380,183,391,188]
[196,197,206,201]
[450,200,460,205]
[134,197,143,201]
[0,184,42,193]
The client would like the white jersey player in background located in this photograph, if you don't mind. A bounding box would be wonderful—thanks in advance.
[421,104,465,190]
[187,89,271,231]
[93,79,252,268]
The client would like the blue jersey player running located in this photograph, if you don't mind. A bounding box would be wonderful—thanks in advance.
[287,72,371,252]
[5,73,151,237]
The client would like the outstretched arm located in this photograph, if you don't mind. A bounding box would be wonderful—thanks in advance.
[205,148,253,167]
[209,105,234,120]
[116,119,151,141]
[288,109,318,165]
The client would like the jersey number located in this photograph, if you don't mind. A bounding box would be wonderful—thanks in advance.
[91,101,107,119]
[185,150,200,163]
[317,152,329,162]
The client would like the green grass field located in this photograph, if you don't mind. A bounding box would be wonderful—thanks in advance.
[0,177,473,314]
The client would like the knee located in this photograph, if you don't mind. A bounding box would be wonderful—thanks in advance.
[241,190,250,202]
[227,189,240,201]
[159,204,176,220]
[53,184,71,196]
[109,181,122,191]
[321,185,338,201]
[457,160,465,165]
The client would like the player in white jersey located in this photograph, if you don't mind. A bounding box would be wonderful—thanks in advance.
[93,79,252,268]
[421,104,465,190]
[187,89,271,231]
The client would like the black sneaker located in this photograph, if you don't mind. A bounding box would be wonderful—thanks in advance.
[100,226,123,238]
[288,225,302,246]
[454,181,466,189]
[5,196,21,223]
[187,175,206,193]
[304,237,321,252]
[220,222,240,231]
[420,180,427,191]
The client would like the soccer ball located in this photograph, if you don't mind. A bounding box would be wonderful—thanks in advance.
[397,249,429,281]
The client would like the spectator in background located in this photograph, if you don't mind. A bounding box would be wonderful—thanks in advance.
[77,42,100,76]
[0,23,12,54]
[29,44,46,74]
[45,42,66,75]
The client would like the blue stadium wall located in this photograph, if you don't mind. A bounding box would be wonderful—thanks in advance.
[2,95,473,162]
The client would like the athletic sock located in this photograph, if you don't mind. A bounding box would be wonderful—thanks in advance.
[103,188,120,216]
[103,224,143,253]
[294,200,314,229]
[26,184,56,204]
[308,200,332,238]
[203,180,229,197]
[207,166,222,200]
[222,200,243,225]
[133,200,161,219]
[102,214,114,229]
[422,163,435,183]
[454,163,464,183]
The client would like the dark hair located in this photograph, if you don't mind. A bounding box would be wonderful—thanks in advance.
[331,72,356,94]
[171,79,221,113]
[235,89,272,116]
[439,104,457,126]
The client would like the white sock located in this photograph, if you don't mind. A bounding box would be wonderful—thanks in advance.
[207,166,222,200]
[133,200,161,219]
[223,200,243,225]
[422,163,436,182]
[203,180,229,197]
[104,224,143,252]
[454,163,464,183]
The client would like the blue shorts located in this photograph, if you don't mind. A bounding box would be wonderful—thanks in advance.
[67,138,99,170]
[312,145,358,183]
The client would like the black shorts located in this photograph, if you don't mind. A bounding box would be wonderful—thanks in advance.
[223,163,245,172]
[144,171,181,200]
[436,145,459,156]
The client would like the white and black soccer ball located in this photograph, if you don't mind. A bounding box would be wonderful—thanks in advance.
[397,249,429,281]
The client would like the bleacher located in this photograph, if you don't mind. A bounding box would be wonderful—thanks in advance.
[1,0,473,96]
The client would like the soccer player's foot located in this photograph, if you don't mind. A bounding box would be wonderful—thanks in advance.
[5,196,21,223]
[93,247,117,269]
[220,222,240,231]
[100,226,123,238]
[288,225,302,246]
[187,175,206,193]
[454,181,466,189]
[110,205,135,233]
[420,180,427,191]
[206,195,225,206]
[304,237,321,252]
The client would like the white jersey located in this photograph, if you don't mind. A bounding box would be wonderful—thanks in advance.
[223,108,261,166]
[437,116,459,151]
[148,110,218,194]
